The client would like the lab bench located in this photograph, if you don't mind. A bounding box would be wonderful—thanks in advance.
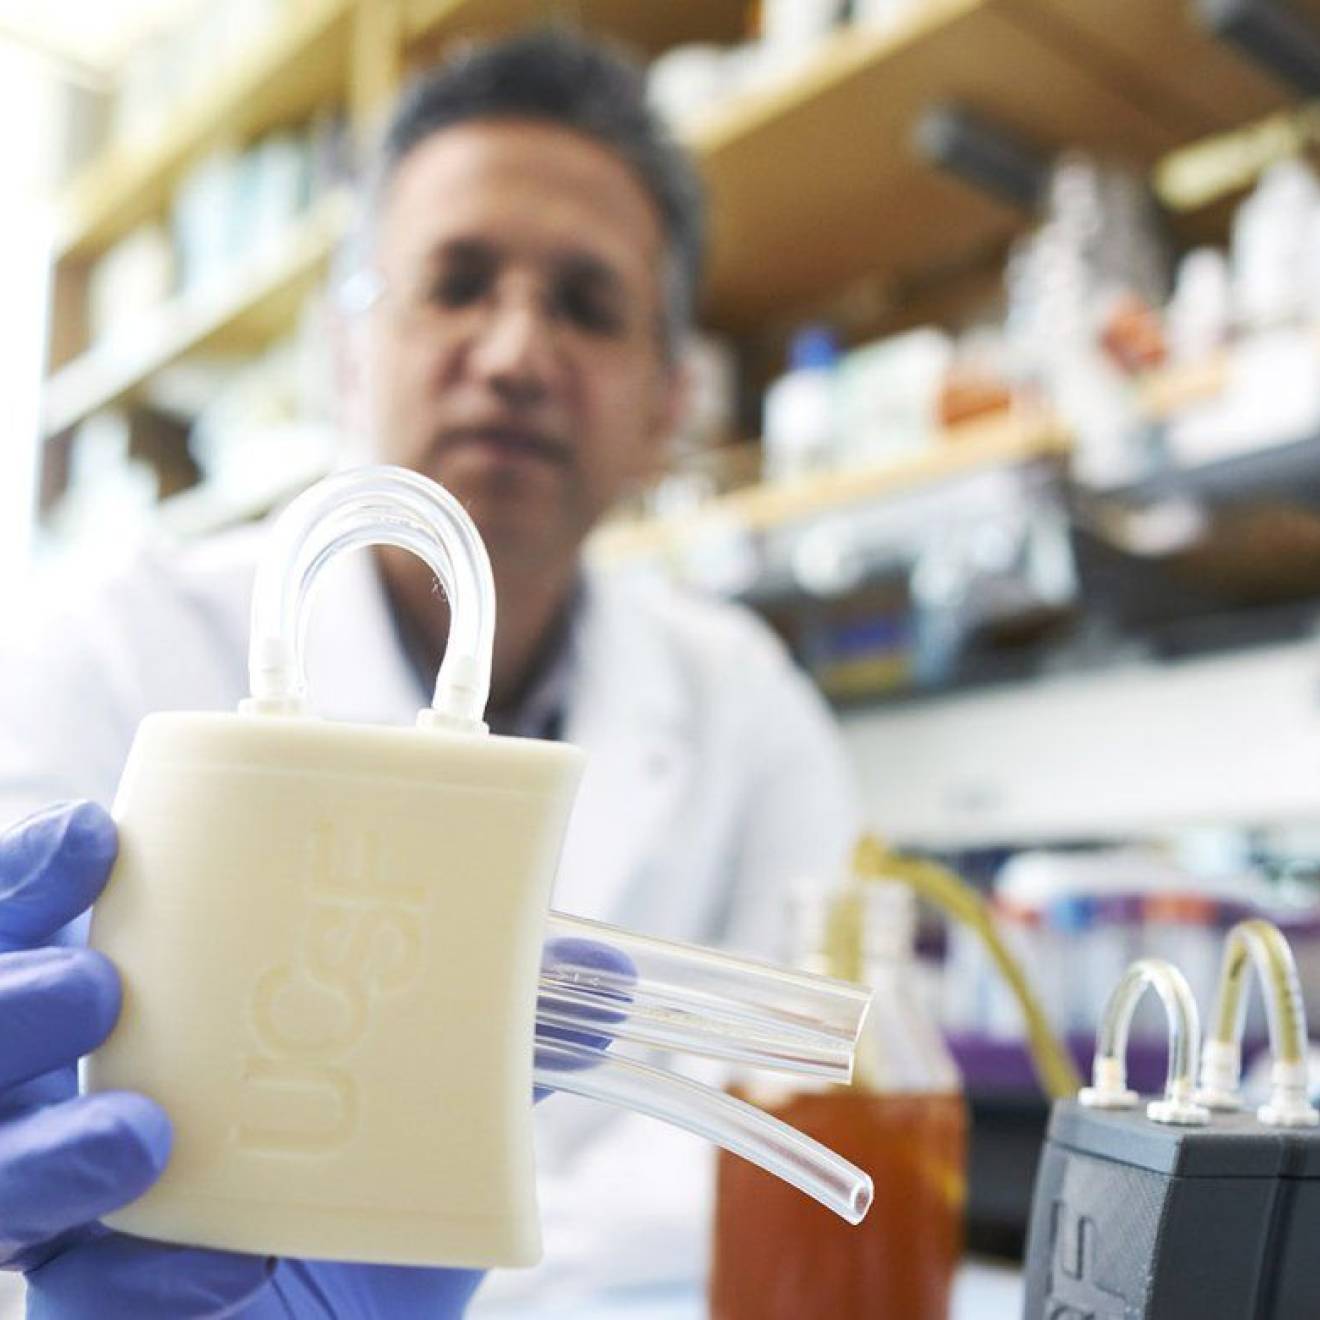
[471,1259,1024,1318]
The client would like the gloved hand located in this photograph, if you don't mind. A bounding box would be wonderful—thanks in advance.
[0,802,626,1319]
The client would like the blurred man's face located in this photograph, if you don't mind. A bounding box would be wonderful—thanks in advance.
[361,120,680,570]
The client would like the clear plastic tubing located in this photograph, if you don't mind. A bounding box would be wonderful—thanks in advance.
[1082,957,1207,1125]
[534,1039,873,1224]
[545,912,869,1048]
[1094,958,1200,1096]
[539,914,870,1081]
[247,465,495,728]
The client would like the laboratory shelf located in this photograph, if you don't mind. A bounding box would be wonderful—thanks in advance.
[1138,352,1232,422]
[43,0,750,436]
[45,0,1317,437]
[1115,334,1320,524]
[53,0,356,262]
[1013,0,1319,141]
[588,412,1070,564]
[42,193,352,438]
[404,0,747,59]
[52,0,748,267]
[1125,434,1320,507]
[40,0,1320,529]
[54,0,1312,337]
[690,0,1311,335]
[1138,327,1320,422]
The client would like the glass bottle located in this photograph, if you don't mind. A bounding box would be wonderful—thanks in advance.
[709,869,967,1319]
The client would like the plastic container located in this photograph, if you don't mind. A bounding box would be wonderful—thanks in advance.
[837,327,952,467]
[1232,159,1320,331]
[87,468,579,1267]
[85,466,875,1271]
[1166,247,1230,364]
[762,325,840,483]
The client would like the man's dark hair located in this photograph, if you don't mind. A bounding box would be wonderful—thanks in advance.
[367,27,705,351]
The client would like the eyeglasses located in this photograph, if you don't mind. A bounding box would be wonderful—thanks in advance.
[337,260,643,349]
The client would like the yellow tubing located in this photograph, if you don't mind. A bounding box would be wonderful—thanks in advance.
[840,836,1081,1102]
[1209,918,1308,1067]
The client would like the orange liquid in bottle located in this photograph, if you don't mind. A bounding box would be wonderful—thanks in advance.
[710,1089,966,1320]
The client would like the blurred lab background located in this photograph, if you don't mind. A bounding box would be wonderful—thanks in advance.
[7,0,1320,1315]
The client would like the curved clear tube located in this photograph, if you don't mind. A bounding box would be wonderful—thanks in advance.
[1199,919,1318,1126]
[1080,958,1209,1126]
[246,466,495,728]
[534,1039,873,1224]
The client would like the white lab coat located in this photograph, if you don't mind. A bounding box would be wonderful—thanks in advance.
[0,525,858,1305]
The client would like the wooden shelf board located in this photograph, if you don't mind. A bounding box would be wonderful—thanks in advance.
[1137,329,1320,421]
[590,411,1071,562]
[687,0,1320,334]
[595,332,1320,565]
[54,0,355,262]
[405,0,748,56]
[43,195,351,438]
[57,0,1316,343]
[1138,353,1230,421]
[55,0,746,265]
[690,0,1198,334]
[1004,0,1320,142]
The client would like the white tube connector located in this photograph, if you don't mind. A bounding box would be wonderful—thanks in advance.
[1078,1054,1138,1111]
[240,634,311,717]
[1147,1080,1214,1128]
[1079,958,1210,1127]
[1195,1038,1243,1113]
[1258,1059,1320,1129]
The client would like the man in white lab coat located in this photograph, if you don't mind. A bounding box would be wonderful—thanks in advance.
[0,29,855,1312]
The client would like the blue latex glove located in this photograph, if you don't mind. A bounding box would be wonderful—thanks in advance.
[0,802,628,1319]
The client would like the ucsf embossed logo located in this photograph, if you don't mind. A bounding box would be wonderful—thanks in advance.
[235,820,428,1154]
